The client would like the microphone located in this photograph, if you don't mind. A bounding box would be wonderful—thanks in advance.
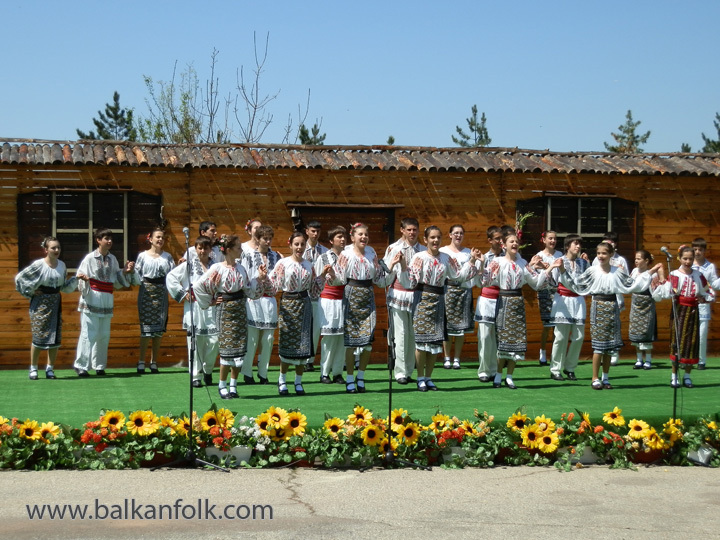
[660,246,671,258]
[182,227,190,240]
[377,259,391,274]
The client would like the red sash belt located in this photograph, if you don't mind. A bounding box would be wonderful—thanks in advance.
[678,296,698,307]
[557,284,578,297]
[321,285,345,300]
[481,286,500,300]
[89,278,114,294]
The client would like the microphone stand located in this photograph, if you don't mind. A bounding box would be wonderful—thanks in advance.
[153,231,228,472]
[663,252,683,422]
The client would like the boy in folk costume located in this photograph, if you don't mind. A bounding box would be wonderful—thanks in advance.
[475,226,504,383]
[74,228,135,377]
[302,220,328,372]
[384,217,426,384]
[181,221,225,264]
[692,238,717,370]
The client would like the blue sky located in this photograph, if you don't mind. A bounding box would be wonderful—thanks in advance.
[2,1,718,153]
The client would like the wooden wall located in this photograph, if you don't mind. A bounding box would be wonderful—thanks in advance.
[1,164,718,370]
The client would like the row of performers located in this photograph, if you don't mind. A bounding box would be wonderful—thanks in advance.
[14,220,716,395]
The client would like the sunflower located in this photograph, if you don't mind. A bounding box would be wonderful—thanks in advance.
[378,436,398,455]
[390,408,408,433]
[506,412,529,432]
[100,410,126,431]
[175,416,191,437]
[200,411,219,431]
[0,415,8,425]
[287,411,307,436]
[520,424,542,449]
[266,406,289,429]
[644,428,666,451]
[707,421,718,431]
[362,425,383,446]
[215,408,235,429]
[160,416,177,431]
[400,422,420,446]
[429,413,452,433]
[460,420,478,436]
[534,415,556,433]
[126,410,160,436]
[581,412,592,427]
[347,406,373,426]
[39,422,61,443]
[256,412,272,434]
[323,417,344,438]
[269,426,291,442]
[628,419,651,440]
[602,407,625,427]
[18,419,42,441]
[537,431,559,453]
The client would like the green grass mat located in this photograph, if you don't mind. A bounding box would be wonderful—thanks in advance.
[2,359,719,427]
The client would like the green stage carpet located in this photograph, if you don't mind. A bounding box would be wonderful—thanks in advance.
[2,359,719,427]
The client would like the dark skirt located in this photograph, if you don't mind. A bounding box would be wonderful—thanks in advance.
[538,288,555,326]
[138,281,169,336]
[629,292,657,344]
[496,295,527,353]
[445,284,473,335]
[216,296,248,359]
[29,293,62,349]
[670,302,700,365]
[413,290,447,346]
[343,283,375,348]
[279,293,314,360]
[590,298,623,352]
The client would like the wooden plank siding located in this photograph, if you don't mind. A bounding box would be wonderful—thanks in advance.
[1,164,718,370]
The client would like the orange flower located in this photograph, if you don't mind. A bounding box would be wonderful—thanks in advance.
[567,412,575,422]
[594,425,604,433]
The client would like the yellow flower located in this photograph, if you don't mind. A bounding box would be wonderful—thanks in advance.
[521,424,542,449]
[534,415,556,433]
[460,420,478,436]
[160,416,177,430]
[100,410,126,430]
[18,419,41,440]
[269,426,291,442]
[390,408,408,433]
[379,436,398,455]
[256,412,272,434]
[602,407,625,427]
[127,410,160,436]
[0,416,8,425]
[215,408,235,429]
[361,425,383,446]
[538,431,559,454]
[644,428,666,451]
[200,411,219,431]
[287,411,307,436]
[266,406,289,429]
[706,421,717,431]
[323,418,344,438]
[348,406,373,426]
[400,423,421,446]
[175,416,190,437]
[581,412,592,426]
[39,422,61,443]
[628,419,650,440]
[507,412,528,432]
[429,413,452,433]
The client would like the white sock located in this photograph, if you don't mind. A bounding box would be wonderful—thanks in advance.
[602,372,609,383]
[230,377,237,387]
[539,350,546,362]
[346,374,355,384]
[505,375,514,383]
[683,373,691,381]
[636,352,643,361]
[444,356,451,362]
[278,373,286,385]
[494,373,502,384]
[295,374,302,385]
[645,353,652,363]
[357,370,365,380]
[219,380,227,389]
[453,357,460,363]
[671,373,678,383]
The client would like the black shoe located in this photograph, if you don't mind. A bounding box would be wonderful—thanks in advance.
[278,383,289,396]
[229,388,239,398]
[204,374,213,386]
[136,362,145,374]
[304,363,315,372]
[492,381,502,388]
[478,376,490,383]
[75,368,90,378]
[603,382,613,390]
[539,360,548,367]
[45,368,56,380]
[356,379,366,393]
[505,380,517,390]
[426,380,439,391]
[396,377,409,385]
[684,378,693,388]
[295,383,306,396]
[29,369,38,380]
[258,376,269,385]
[417,381,428,392]
[332,375,345,384]
[320,375,332,384]
[244,375,256,385]
[563,371,577,381]
[633,361,644,370]
[192,380,202,388]
[96,370,106,376]
[550,373,564,381]
[671,380,681,389]
[406,376,415,383]
[218,387,232,400]
[345,382,357,394]
[697,363,706,371]
[149,363,159,374]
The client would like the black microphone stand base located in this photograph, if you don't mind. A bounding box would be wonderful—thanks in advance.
[152,449,229,472]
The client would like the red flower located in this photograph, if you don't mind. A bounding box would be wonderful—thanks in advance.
[95,443,108,453]
[594,425,604,433]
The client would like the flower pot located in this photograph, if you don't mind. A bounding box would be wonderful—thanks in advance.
[140,452,176,468]
[229,445,252,465]
[442,446,466,463]
[687,444,714,465]
[628,448,666,464]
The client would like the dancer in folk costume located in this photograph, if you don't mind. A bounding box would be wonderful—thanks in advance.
[655,245,710,388]
[481,232,546,389]
[15,236,77,380]
[315,226,348,385]
[74,227,135,377]
[241,218,262,256]
[397,226,480,391]
[475,226,504,383]
[546,234,589,382]
[131,227,175,374]
[328,223,400,393]
[194,235,265,400]
[534,230,563,366]
[267,231,326,396]
[439,224,475,370]
[241,225,282,385]
[692,237,717,370]
[552,241,662,390]
[384,217,426,384]
[302,220,329,372]
[166,236,219,387]
[629,250,661,370]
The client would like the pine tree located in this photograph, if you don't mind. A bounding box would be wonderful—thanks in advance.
[298,122,326,145]
[680,143,692,153]
[603,110,650,153]
[452,105,491,147]
[77,91,137,141]
[386,135,395,145]
[700,113,720,153]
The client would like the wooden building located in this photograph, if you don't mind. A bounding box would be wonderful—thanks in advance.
[2,138,719,370]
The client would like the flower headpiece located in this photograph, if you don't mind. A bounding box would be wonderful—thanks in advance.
[217,234,230,253]
[245,218,260,234]
[350,222,365,234]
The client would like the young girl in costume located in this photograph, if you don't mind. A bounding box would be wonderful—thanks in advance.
[535,230,562,366]
[15,236,77,380]
[629,250,661,370]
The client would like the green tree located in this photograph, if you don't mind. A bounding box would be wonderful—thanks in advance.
[701,113,720,153]
[386,135,395,145]
[452,105,491,147]
[77,91,137,141]
[680,143,692,153]
[298,122,326,145]
[604,110,650,153]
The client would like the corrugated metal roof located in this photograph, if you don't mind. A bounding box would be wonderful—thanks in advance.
[1,138,719,176]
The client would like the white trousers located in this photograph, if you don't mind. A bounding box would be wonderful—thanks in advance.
[550,323,584,375]
[188,334,219,380]
[242,326,275,378]
[699,319,709,363]
[390,307,415,379]
[477,322,497,378]
[74,313,111,371]
[320,334,345,377]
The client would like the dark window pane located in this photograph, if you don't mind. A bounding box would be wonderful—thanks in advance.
[549,198,577,234]
[580,198,608,234]
[57,232,91,268]
[93,192,124,229]
[55,192,89,230]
